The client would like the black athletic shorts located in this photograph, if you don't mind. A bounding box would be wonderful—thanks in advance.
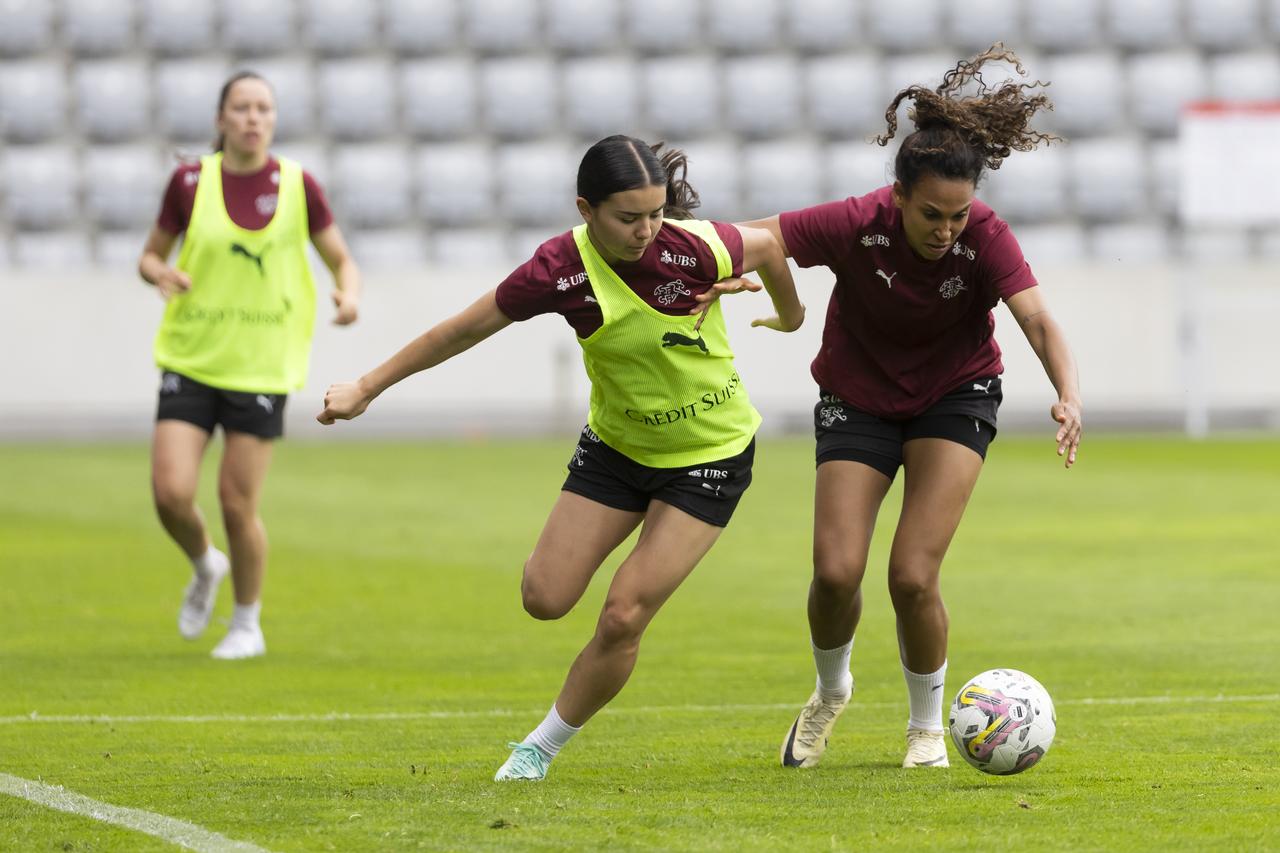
[562,425,755,528]
[814,376,1002,480]
[155,370,287,439]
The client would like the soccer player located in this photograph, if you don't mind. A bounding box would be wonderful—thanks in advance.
[139,72,361,659]
[713,45,1083,769]
[316,135,805,781]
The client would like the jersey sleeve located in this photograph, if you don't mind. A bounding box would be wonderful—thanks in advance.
[778,199,860,269]
[302,169,334,234]
[983,222,1039,301]
[155,166,192,236]
[494,248,558,322]
[711,220,745,278]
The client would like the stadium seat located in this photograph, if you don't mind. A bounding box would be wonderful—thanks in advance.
[1067,136,1148,222]
[627,0,705,53]
[1270,0,1280,38]
[562,57,639,140]
[64,0,136,55]
[0,0,54,56]
[401,59,475,139]
[741,141,824,219]
[1005,222,1088,264]
[676,139,741,221]
[1089,221,1172,263]
[319,59,397,140]
[415,142,496,226]
[0,60,67,142]
[1257,230,1280,259]
[432,227,510,266]
[724,56,801,139]
[980,144,1068,223]
[221,0,296,55]
[350,229,430,268]
[496,142,577,226]
[247,58,315,140]
[2,145,79,229]
[84,145,165,228]
[1207,51,1280,101]
[75,60,151,142]
[642,57,721,139]
[868,0,944,52]
[1181,230,1251,262]
[1104,0,1183,49]
[12,231,93,267]
[1148,139,1179,217]
[1126,51,1206,136]
[153,60,228,143]
[546,0,622,53]
[481,57,558,140]
[1024,0,1103,50]
[95,229,150,267]
[1187,0,1262,48]
[1043,53,1125,136]
[707,0,783,53]
[142,0,217,56]
[826,141,896,198]
[271,142,330,186]
[806,54,884,140]
[384,0,459,54]
[881,52,959,137]
[464,0,541,54]
[304,0,380,55]
[330,144,414,228]
[946,0,1022,52]
[787,0,862,53]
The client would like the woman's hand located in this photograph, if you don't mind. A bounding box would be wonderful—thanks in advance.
[317,380,373,425]
[1050,399,1082,468]
[691,277,803,332]
[750,303,806,333]
[332,290,359,325]
[154,267,192,300]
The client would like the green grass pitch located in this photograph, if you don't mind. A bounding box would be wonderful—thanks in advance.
[1,435,1277,851]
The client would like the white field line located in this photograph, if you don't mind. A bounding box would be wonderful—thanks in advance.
[0,772,273,853]
[1,693,1276,726]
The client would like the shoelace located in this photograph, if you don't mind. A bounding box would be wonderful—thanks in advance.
[502,742,548,777]
[795,698,841,748]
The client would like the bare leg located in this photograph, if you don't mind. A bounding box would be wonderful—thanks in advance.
[151,420,214,558]
[808,461,893,649]
[553,500,723,727]
[218,431,275,606]
[888,439,985,673]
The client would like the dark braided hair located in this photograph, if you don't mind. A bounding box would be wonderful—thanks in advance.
[577,135,700,220]
[876,44,1059,193]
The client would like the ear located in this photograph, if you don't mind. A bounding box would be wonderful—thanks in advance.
[891,181,907,209]
[576,197,593,223]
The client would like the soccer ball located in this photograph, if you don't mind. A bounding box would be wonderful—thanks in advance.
[948,668,1056,775]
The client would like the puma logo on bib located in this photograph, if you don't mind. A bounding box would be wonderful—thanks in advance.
[661,331,708,354]
[230,242,269,276]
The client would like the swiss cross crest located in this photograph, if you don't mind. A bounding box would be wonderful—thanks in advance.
[939,276,967,299]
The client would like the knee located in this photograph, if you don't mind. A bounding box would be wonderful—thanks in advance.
[217,485,256,531]
[520,560,573,621]
[152,478,194,519]
[595,598,647,649]
[887,563,940,609]
[812,548,867,603]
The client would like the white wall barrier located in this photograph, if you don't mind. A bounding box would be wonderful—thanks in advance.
[2,261,1277,439]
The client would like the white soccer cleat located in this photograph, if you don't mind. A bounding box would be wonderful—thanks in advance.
[210,624,266,660]
[903,728,949,768]
[494,742,550,781]
[780,687,851,768]
[177,549,230,640]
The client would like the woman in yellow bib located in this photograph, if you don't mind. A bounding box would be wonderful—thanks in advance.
[318,135,804,781]
[138,72,362,660]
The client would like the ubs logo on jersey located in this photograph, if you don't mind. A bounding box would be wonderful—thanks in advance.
[951,242,975,261]
[654,279,692,306]
[861,234,891,247]
[939,276,967,299]
[557,271,587,291]
[660,248,697,268]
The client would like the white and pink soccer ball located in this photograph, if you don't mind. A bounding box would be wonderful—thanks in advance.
[948,669,1057,775]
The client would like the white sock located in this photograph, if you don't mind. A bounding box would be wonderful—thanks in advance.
[523,704,580,760]
[813,638,854,700]
[191,546,223,578]
[231,601,261,631]
[903,660,947,731]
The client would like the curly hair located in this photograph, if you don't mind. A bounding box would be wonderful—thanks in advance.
[876,44,1059,192]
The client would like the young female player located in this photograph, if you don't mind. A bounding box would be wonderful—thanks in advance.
[317,135,805,780]
[708,46,1082,769]
[139,71,361,659]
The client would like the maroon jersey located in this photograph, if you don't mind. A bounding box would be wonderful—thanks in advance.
[156,156,334,236]
[780,186,1037,419]
[495,220,745,337]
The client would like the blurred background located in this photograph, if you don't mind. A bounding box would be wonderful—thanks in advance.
[1,0,1277,440]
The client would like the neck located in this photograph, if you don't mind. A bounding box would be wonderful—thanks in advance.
[585,225,626,267]
[221,148,269,174]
